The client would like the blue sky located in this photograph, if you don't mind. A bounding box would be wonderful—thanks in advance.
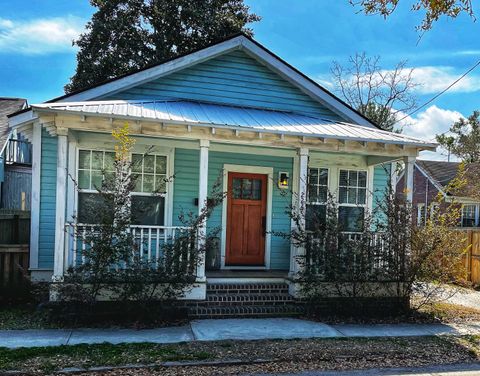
[0,0,479,159]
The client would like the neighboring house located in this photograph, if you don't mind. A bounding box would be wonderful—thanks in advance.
[0,97,32,211]
[8,34,435,309]
[396,160,480,227]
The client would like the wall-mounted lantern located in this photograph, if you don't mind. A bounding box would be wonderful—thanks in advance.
[278,171,289,189]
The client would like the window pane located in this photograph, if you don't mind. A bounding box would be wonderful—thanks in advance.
[78,193,113,224]
[318,186,328,203]
[338,206,364,232]
[78,150,91,169]
[104,152,115,171]
[78,170,90,190]
[131,154,143,173]
[132,196,165,226]
[232,178,242,199]
[339,170,348,186]
[347,188,357,204]
[91,151,103,170]
[132,173,142,192]
[358,171,367,187]
[308,185,318,202]
[144,155,155,173]
[252,179,262,200]
[348,171,358,186]
[338,187,348,204]
[156,156,167,174]
[91,171,103,189]
[309,168,318,186]
[242,178,252,198]
[319,168,328,186]
[357,188,366,205]
[306,204,326,232]
[155,175,166,193]
[143,174,154,192]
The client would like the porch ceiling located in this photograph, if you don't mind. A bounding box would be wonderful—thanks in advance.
[30,100,436,150]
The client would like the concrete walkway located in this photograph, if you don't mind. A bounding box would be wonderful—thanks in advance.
[1,318,480,349]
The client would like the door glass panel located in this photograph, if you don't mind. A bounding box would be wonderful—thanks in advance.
[232,177,262,200]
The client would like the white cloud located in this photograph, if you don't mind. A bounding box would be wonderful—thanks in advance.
[411,66,480,95]
[0,16,85,54]
[401,105,464,161]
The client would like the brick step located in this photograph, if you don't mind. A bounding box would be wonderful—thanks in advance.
[189,304,305,319]
[204,293,295,304]
[206,283,290,294]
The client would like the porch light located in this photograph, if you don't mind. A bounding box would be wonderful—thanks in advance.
[278,171,289,189]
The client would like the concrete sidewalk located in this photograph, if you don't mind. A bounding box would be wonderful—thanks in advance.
[1,318,480,349]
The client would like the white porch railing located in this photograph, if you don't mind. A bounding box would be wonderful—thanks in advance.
[63,223,192,271]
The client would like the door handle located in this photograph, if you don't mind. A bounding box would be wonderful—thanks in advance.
[262,216,266,236]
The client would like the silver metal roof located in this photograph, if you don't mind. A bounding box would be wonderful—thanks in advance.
[32,100,436,148]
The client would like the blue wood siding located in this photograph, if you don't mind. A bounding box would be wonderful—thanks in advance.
[103,50,341,120]
[208,150,293,270]
[38,129,57,268]
[172,148,199,226]
[373,164,391,222]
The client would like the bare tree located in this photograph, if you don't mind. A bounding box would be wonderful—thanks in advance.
[331,53,418,132]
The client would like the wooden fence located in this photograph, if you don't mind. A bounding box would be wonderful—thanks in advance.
[0,245,29,287]
[0,210,30,290]
[0,210,30,244]
[464,229,480,285]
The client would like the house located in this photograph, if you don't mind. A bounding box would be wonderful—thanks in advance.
[0,98,31,211]
[8,34,435,312]
[396,160,480,227]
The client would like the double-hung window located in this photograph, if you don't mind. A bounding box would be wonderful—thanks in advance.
[417,204,426,226]
[76,150,168,226]
[306,168,328,232]
[461,204,477,227]
[77,150,115,224]
[338,169,367,232]
[131,154,167,226]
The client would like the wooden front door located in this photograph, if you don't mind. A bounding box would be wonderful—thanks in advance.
[226,172,267,266]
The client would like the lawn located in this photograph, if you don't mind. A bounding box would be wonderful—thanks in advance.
[1,336,480,375]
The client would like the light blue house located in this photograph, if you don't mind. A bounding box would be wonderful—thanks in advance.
[8,34,435,305]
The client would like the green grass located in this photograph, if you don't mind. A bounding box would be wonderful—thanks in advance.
[0,343,213,373]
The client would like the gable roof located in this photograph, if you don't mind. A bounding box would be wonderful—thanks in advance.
[0,97,27,146]
[30,99,436,148]
[416,160,461,189]
[41,33,378,128]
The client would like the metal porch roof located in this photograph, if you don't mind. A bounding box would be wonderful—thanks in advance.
[31,100,436,149]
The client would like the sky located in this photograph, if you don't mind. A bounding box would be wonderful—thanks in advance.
[0,1,479,160]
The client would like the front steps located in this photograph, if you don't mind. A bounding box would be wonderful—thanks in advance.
[188,281,305,319]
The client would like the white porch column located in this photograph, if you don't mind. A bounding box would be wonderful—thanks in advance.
[196,139,209,282]
[52,128,68,282]
[289,147,309,278]
[29,122,42,270]
[403,156,415,203]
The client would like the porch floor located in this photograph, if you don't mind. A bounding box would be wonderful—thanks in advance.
[205,270,288,279]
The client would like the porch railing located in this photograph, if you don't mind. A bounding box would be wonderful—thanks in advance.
[3,139,32,166]
[304,231,402,281]
[63,223,193,272]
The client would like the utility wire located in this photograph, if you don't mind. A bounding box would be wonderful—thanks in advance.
[394,59,480,125]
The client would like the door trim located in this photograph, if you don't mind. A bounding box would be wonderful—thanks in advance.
[221,164,273,270]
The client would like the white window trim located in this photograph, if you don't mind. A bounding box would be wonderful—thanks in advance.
[307,167,330,206]
[461,204,478,228]
[417,203,426,226]
[337,168,369,208]
[74,146,174,227]
[305,164,374,233]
